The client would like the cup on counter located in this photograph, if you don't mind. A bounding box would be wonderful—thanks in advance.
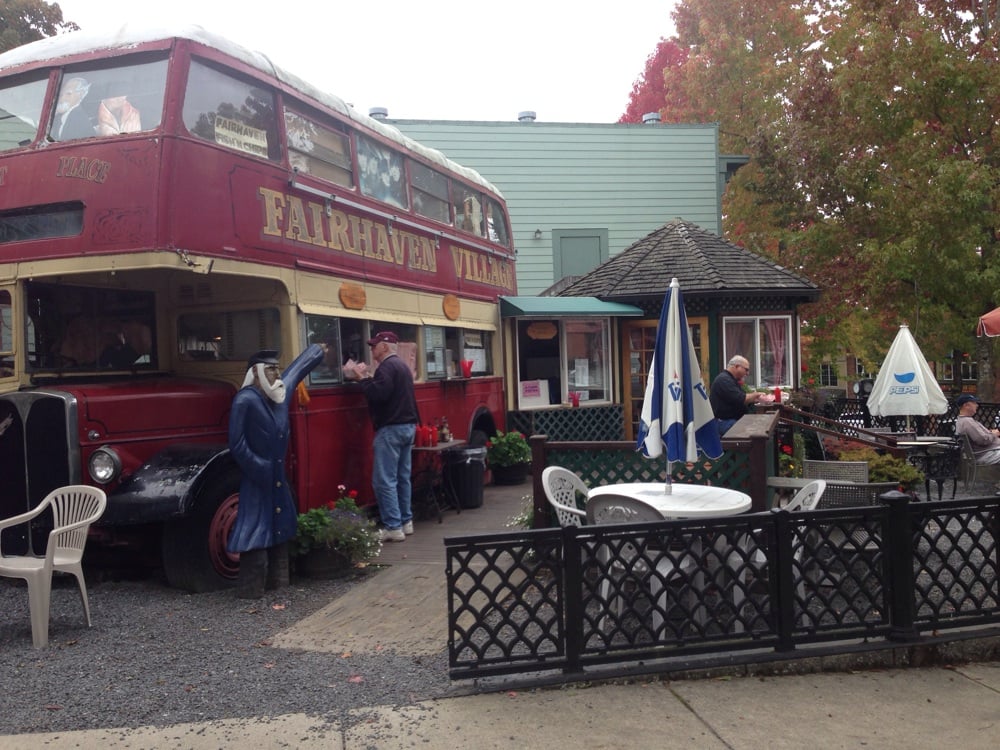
[460,360,473,378]
[569,391,581,407]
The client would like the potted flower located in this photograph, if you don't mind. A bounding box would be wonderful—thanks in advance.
[292,485,381,577]
[486,430,531,485]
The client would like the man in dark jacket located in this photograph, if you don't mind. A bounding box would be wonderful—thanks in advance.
[710,355,764,436]
[344,331,419,543]
[228,344,327,598]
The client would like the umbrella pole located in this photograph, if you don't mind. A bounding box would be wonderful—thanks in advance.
[664,460,673,494]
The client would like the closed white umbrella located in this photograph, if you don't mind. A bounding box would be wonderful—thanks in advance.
[636,278,722,492]
[867,325,948,430]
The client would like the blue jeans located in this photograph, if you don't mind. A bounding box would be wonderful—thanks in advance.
[716,418,737,437]
[372,423,415,530]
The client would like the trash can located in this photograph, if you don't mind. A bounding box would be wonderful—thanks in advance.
[443,446,486,509]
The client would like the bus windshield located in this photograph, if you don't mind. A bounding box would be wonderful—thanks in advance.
[26,281,156,371]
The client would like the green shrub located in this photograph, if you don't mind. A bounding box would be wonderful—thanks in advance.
[837,447,924,490]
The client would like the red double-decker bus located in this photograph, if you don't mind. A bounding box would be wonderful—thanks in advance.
[0,25,515,590]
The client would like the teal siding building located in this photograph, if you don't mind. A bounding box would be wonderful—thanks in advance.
[390,118,734,296]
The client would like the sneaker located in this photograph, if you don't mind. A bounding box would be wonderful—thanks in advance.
[379,527,405,543]
[402,521,414,535]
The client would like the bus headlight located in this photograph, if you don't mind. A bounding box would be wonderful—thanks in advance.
[89,446,122,484]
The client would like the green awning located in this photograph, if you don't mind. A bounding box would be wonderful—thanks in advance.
[500,296,643,318]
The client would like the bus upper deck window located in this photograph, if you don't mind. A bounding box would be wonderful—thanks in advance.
[50,58,167,143]
[182,59,279,160]
[0,74,48,151]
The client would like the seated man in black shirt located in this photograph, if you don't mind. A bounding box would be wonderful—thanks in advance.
[710,355,764,436]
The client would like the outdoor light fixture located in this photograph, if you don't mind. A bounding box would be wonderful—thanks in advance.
[533,229,542,239]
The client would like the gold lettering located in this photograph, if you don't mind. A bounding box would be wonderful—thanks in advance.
[352,217,376,258]
[54,156,110,184]
[56,156,75,177]
[373,223,392,262]
[258,187,286,238]
[328,209,356,253]
[284,196,311,243]
[305,202,328,246]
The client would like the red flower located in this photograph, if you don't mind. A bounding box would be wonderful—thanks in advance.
[348,489,358,499]
[782,445,793,455]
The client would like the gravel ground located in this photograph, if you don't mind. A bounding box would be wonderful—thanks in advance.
[0,564,451,736]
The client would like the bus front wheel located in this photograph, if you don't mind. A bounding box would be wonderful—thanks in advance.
[161,469,241,592]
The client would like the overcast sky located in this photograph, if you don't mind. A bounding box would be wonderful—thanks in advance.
[52,0,677,123]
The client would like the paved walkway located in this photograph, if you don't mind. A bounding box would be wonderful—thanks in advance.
[4,479,1000,748]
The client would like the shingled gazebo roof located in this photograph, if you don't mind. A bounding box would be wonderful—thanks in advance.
[557,220,819,314]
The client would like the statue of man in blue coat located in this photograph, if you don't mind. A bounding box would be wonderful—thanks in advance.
[228,344,327,598]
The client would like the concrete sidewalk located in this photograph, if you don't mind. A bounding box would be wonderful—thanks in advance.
[5,661,998,748]
[4,479,999,748]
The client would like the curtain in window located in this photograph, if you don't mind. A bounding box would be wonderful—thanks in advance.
[763,318,787,386]
[724,320,754,368]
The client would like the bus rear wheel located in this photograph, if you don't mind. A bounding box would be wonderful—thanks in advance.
[161,469,241,592]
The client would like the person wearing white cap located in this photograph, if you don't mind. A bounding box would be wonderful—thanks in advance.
[228,343,328,598]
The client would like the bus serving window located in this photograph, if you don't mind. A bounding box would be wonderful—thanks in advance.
[410,161,450,224]
[26,282,156,371]
[0,74,48,151]
[303,314,343,384]
[425,326,493,379]
[285,109,353,187]
[358,135,407,209]
[182,59,279,160]
[453,184,483,236]
[178,308,280,362]
[50,58,168,142]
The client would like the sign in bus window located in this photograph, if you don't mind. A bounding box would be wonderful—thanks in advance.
[285,110,353,188]
[51,58,168,142]
[182,59,278,160]
[0,74,48,151]
[358,135,407,209]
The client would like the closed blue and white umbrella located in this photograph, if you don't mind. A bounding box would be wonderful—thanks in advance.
[867,324,948,427]
[637,278,722,491]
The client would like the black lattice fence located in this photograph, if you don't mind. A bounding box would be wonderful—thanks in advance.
[446,493,1000,680]
[822,397,999,438]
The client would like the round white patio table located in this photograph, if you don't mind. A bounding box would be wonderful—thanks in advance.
[588,482,752,519]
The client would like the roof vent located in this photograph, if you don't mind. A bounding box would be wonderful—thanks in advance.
[369,107,389,120]
[642,112,662,124]
[517,111,536,122]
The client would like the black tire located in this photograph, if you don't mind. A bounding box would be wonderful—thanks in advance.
[161,467,242,592]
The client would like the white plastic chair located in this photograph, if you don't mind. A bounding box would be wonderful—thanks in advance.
[541,466,588,527]
[0,485,107,648]
[732,479,826,631]
[585,493,698,634]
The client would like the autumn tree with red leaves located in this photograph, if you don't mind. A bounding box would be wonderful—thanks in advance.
[624,0,1000,396]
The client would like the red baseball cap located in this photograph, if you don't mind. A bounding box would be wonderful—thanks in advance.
[367,331,398,346]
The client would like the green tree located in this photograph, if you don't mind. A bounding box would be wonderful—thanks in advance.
[636,0,1000,396]
[0,0,76,54]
